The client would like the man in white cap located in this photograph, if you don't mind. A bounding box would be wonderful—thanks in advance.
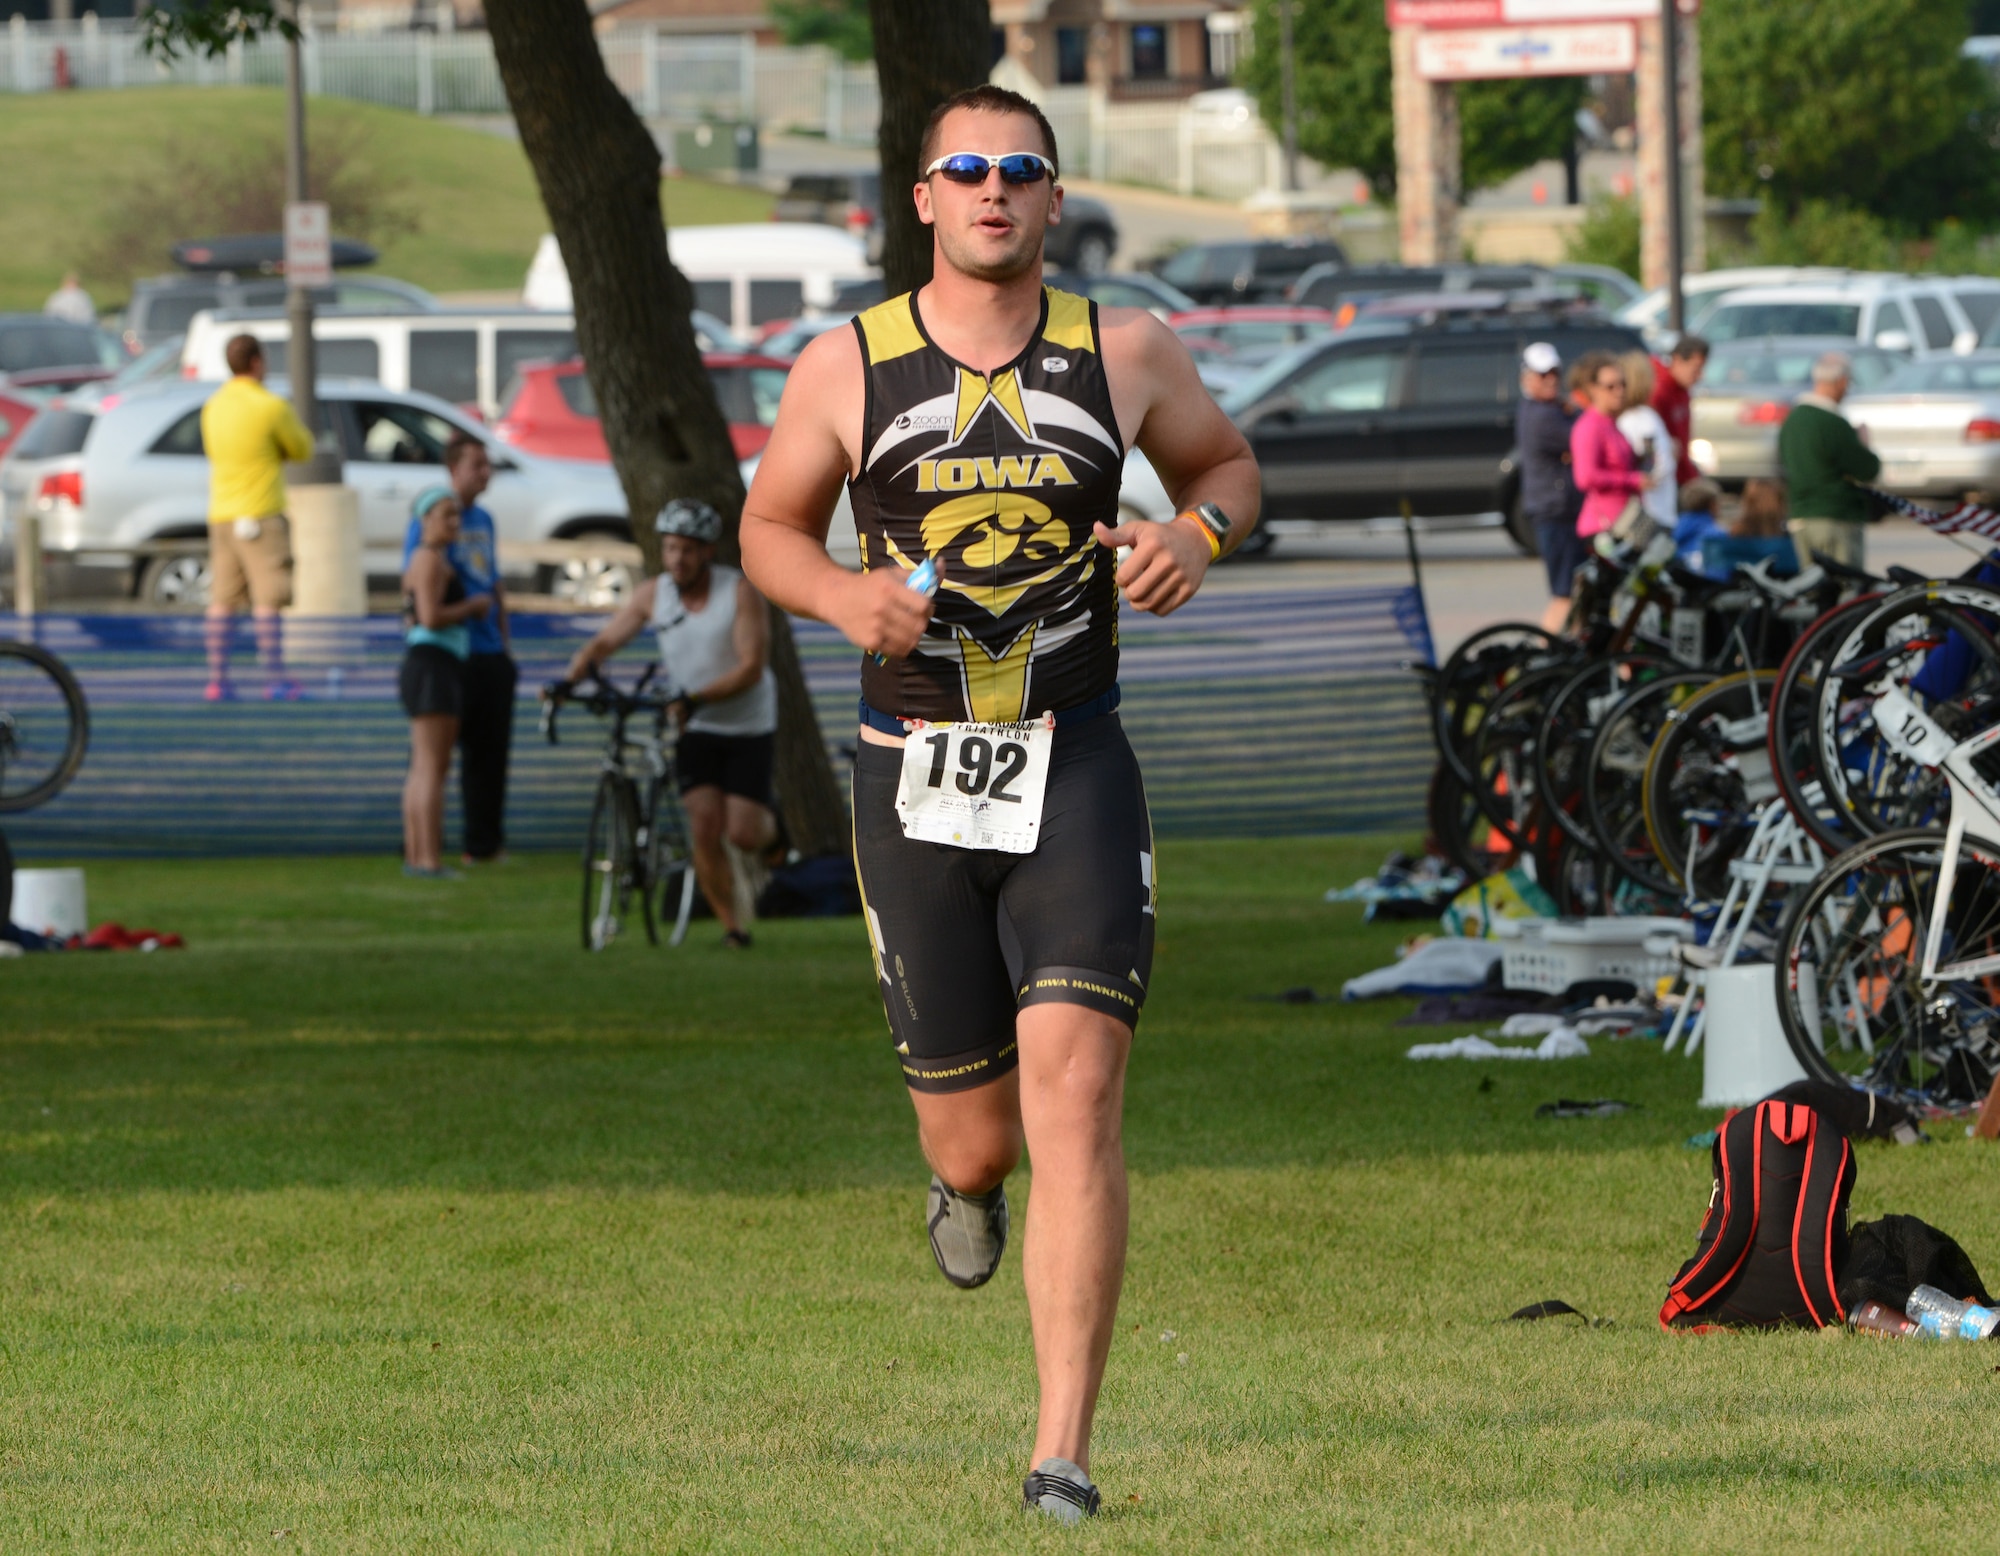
[1516,341,1583,632]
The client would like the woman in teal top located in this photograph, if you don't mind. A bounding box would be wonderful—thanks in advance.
[399,487,491,877]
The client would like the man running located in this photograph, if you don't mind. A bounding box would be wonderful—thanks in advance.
[564,499,779,947]
[739,83,1260,1520]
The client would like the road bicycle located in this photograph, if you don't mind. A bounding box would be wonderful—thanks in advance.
[542,666,697,952]
[0,637,88,812]
[1774,689,2000,1105]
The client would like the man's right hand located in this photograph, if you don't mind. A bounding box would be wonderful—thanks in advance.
[467,593,494,619]
[828,568,935,659]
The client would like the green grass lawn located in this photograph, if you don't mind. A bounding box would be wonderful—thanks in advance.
[0,88,773,312]
[4,837,1999,1551]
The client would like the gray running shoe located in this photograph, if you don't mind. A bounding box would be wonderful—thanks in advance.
[1022,1457,1100,1524]
[925,1174,1008,1289]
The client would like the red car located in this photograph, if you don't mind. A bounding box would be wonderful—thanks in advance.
[0,390,49,459]
[493,354,790,462]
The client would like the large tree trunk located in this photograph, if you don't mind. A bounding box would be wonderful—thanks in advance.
[483,0,848,856]
[870,0,994,297]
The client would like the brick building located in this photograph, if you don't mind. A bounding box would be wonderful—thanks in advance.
[990,2,1242,101]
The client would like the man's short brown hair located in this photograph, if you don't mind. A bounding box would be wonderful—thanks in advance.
[1671,334,1711,361]
[443,430,485,469]
[917,84,1060,179]
[225,333,264,377]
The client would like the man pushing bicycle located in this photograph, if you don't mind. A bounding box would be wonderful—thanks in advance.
[563,500,778,948]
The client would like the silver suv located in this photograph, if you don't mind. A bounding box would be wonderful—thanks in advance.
[0,377,634,607]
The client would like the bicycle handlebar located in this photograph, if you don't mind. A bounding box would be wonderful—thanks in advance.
[539,667,682,746]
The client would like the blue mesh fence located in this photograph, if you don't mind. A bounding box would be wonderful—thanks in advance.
[0,581,1432,857]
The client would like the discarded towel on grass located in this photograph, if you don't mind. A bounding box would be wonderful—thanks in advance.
[1343,938,1504,1000]
[1324,851,1465,922]
[1407,1028,1591,1061]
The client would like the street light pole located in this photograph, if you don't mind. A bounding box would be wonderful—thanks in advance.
[1277,0,1300,194]
[285,4,339,481]
[1661,0,1686,335]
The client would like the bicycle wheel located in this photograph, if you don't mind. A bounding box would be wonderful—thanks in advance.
[1767,593,1881,854]
[1534,651,1675,851]
[645,773,699,948]
[1431,623,1564,790]
[0,639,89,813]
[1467,660,1574,838]
[1776,827,2000,1104]
[1582,670,1717,896]
[581,774,641,951]
[1811,582,2000,842]
[1641,671,1779,904]
[1427,761,1516,884]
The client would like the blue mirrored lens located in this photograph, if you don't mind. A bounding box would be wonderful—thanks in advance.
[996,155,1050,183]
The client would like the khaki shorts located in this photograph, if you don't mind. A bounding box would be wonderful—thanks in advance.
[1789,517,1865,573]
[209,516,292,612]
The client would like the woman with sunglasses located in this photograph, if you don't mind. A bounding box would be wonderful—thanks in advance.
[399,487,491,879]
[739,83,1262,1525]
[1569,348,1648,545]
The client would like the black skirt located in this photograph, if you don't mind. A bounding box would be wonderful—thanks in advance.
[399,643,465,719]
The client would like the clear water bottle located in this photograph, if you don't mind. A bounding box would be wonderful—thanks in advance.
[1905,1284,2000,1340]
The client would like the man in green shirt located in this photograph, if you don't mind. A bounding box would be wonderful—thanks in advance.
[1778,350,1881,570]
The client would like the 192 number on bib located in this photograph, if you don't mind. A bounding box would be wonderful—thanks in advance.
[896,720,1053,853]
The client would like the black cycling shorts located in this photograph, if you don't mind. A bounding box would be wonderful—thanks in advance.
[399,644,464,719]
[851,713,1157,1094]
[678,729,775,804]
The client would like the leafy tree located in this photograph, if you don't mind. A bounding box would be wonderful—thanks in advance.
[1703,0,2000,228]
[1563,193,1641,279]
[772,0,873,63]
[1238,0,1582,198]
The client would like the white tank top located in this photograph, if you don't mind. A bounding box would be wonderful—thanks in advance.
[650,564,778,737]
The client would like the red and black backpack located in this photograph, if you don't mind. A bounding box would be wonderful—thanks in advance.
[1660,1097,1855,1331]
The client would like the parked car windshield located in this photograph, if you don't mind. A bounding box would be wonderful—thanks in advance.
[0,321,123,372]
[1705,344,1898,391]
[1875,356,2000,393]
[1704,302,1864,342]
[11,406,95,458]
[1218,338,1365,417]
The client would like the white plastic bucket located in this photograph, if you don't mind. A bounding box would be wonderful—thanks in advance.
[11,867,86,940]
[1701,963,1806,1107]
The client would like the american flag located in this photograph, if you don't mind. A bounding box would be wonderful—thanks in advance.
[1865,486,2000,543]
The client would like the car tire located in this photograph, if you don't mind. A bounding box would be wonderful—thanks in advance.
[139,552,212,610]
[538,526,635,610]
[1503,492,1538,557]
[1070,230,1114,276]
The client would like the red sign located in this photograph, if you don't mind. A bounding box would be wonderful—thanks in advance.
[1388,0,1695,26]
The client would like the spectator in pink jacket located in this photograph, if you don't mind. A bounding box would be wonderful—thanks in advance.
[1569,351,1646,538]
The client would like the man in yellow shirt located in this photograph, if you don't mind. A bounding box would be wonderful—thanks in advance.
[201,333,315,700]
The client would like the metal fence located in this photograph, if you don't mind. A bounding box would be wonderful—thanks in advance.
[0,19,1282,196]
[0,582,1431,860]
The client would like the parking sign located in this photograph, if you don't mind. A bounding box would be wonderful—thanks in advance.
[284,201,332,289]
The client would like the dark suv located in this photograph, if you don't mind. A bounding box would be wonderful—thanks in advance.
[1155,239,1350,306]
[1226,307,1644,550]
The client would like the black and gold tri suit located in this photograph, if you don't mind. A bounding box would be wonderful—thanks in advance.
[847,287,1156,1094]
[851,285,1124,723]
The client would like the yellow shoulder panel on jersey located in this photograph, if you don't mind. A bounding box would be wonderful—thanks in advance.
[858,293,925,364]
[1042,288,1096,353]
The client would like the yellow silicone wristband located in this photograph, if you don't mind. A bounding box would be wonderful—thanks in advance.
[1179,511,1223,561]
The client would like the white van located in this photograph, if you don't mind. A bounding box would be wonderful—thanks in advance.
[180,305,749,418]
[181,307,578,419]
[524,224,878,336]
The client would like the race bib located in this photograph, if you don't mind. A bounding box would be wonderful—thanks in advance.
[895,718,1053,853]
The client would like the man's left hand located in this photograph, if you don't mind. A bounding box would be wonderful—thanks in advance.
[1092,516,1211,617]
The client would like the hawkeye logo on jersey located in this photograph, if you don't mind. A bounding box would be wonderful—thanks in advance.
[915,454,1080,492]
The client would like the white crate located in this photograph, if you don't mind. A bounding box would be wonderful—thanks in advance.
[1500,916,1692,995]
